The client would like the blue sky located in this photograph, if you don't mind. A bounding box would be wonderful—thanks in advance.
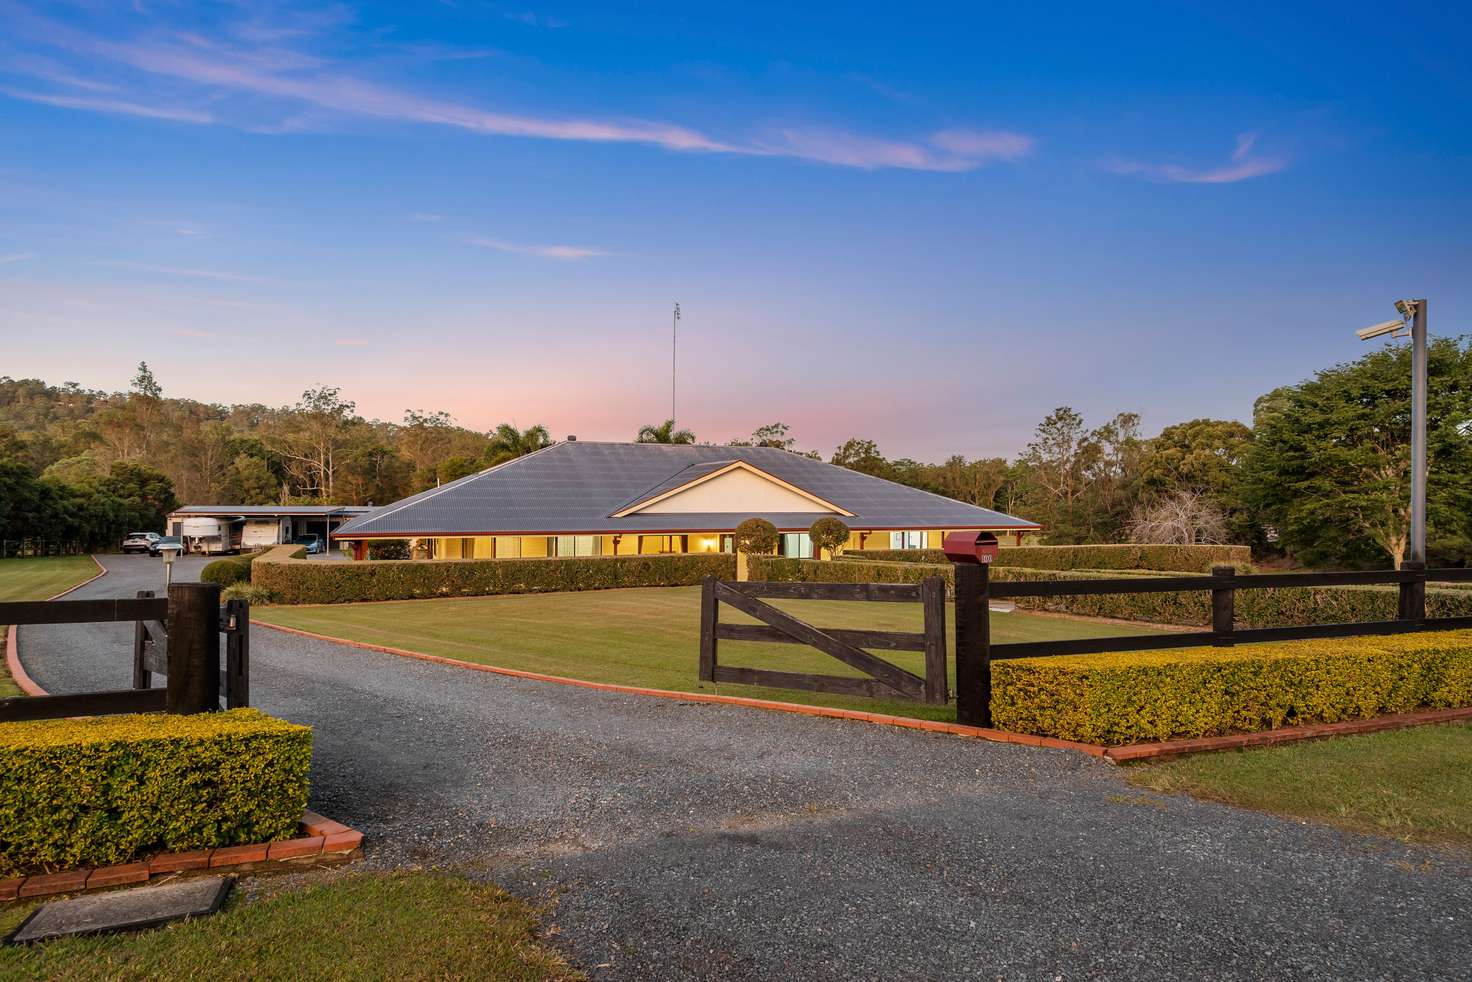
[1,1,1468,460]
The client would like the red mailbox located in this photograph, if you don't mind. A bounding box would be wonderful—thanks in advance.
[943,530,999,565]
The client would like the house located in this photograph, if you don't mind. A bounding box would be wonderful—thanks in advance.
[166,504,374,553]
[330,440,1040,560]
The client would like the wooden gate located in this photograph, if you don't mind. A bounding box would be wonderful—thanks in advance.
[698,576,948,704]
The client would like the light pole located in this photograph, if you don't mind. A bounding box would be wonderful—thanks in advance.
[1355,298,1427,567]
[671,302,681,426]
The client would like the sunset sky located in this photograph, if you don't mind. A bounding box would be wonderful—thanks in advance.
[1,1,1468,460]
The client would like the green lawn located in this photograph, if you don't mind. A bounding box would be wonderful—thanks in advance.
[0,555,99,698]
[0,871,579,981]
[254,585,1167,721]
[1128,723,1472,849]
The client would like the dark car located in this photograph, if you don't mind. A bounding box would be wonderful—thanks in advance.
[121,532,161,555]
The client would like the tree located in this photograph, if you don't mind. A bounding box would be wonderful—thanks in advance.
[270,386,359,499]
[1127,490,1229,545]
[636,419,695,444]
[437,456,480,484]
[229,453,278,505]
[1141,418,1253,498]
[1242,337,1472,567]
[131,362,162,399]
[484,423,551,465]
[750,423,795,450]
[733,517,779,555]
[830,438,891,479]
[808,517,850,559]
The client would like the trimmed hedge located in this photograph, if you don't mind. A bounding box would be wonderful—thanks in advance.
[848,543,1252,573]
[201,553,255,587]
[0,708,311,875]
[253,545,737,604]
[747,557,1472,629]
[991,630,1472,744]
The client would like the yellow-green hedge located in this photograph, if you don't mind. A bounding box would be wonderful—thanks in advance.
[991,630,1472,744]
[0,708,311,875]
[253,545,736,604]
[847,543,1252,573]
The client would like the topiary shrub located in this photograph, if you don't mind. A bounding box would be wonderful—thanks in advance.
[367,539,410,560]
[991,630,1472,744]
[201,554,254,587]
[808,517,850,559]
[733,517,779,556]
[0,708,311,875]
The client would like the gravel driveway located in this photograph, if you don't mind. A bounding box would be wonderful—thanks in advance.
[16,555,1472,980]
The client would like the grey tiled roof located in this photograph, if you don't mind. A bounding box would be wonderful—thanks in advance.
[333,442,1040,537]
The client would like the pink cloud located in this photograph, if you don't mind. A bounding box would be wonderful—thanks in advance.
[0,87,211,123]
[467,237,607,260]
[1109,132,1285,184]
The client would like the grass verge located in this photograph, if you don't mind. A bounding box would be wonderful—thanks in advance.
[1127,722,1472,848]
[0,870,580,981]
[252,584,1166,722]
[0,556,100,698]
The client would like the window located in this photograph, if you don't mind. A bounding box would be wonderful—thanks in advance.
[639,535,683,554]
[554,535,601,557]
[889,530,926,549]
[781,533,813,559]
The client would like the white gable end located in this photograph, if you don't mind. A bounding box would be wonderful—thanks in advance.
[634,466,839,514]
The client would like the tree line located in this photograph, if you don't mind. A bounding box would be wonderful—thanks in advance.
[2,336,1469,566]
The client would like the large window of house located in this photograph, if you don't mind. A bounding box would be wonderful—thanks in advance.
[889,530,926,549]
[638,535,686,554]
[554,535,601,557]
[781,532,814,559]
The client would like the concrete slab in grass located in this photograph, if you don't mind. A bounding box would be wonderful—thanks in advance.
[6,876,234,944]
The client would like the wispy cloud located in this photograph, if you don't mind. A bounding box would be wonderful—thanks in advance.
[0,251,35,267]
[0,87,211,124]
[467,237,607,260]
[411,212,444,223]
[96,260,264,282]
[1109,132,1285,184]
[3,9,1036,173]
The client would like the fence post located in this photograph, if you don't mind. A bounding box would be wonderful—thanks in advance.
[954,562,991,727]
[698,575,718,682]
[224,598,250,708]
[921,576,948,704]
[133,589,154,689]
[166,581,220,714]
[1210,565,1236,646]
[1398,560,1427,622]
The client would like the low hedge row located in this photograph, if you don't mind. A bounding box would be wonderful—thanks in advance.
[991,630,1472,744]
[746,557,1472,628]
[0,708,311,875]
[846,543,1252,573]
[252,546,737,604]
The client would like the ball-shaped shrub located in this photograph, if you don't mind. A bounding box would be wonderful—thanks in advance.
[733,517,779,555]
[201,555,252,587]
[808,517,850,559]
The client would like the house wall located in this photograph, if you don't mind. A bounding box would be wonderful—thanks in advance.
[632,466,835,515]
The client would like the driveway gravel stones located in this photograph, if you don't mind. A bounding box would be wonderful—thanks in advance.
[16,556,1472,979]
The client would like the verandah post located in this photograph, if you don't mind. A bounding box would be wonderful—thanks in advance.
[166,581,220,714]
[698,575,718,682]
[954,562,991,727]
[1210,565,1236,646]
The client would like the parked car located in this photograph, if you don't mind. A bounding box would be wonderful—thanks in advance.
[121,532,161,555]
[294,533,324,555]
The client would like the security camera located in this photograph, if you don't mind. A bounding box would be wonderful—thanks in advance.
[1394,299,1420,318]
[1356,319,1405,341]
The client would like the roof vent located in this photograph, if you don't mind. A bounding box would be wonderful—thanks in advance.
[566,435,577,441]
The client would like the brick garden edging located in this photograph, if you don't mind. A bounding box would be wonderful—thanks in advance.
[0,810,362,903]
[257,620,1472,763]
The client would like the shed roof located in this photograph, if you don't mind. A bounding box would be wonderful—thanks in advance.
[333,442,1039,538]
[170,505,373,519]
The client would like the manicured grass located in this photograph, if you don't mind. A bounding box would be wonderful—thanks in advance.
[0,556,99,698]
[254,585,1167,721]
[1127,723,1472,848]
[0,871,579,980]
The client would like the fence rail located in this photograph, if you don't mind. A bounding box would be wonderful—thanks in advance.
[959,561,1472,727]
[0,582,248,723]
